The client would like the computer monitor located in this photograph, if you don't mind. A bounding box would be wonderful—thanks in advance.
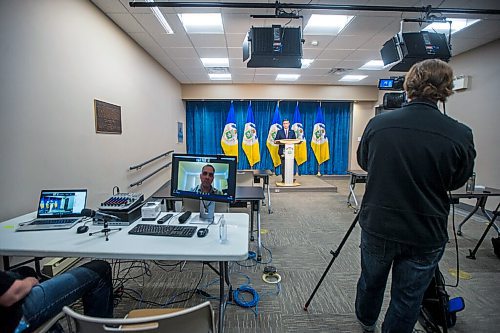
[170,153,237,204]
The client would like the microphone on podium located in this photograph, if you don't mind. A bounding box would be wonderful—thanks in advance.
[81,208,121,222]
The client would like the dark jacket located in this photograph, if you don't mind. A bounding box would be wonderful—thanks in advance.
[357,99,476,247]
[275,128,297,156]
[0,271,22,333]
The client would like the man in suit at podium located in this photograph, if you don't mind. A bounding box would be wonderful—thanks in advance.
[275,119,296,182]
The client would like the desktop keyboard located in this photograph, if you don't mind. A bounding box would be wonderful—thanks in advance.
[128,224,197,238]
[30,218,78,225]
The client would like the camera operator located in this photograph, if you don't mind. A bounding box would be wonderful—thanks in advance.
[355,59,476,333]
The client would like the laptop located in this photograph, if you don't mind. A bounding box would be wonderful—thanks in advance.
[17,189,87,231]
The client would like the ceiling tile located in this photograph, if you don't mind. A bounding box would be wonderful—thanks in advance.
[226,33,247,48]
[173,59,205,72]
[222,14,253,34]
[151,33,192,48]
[163,47,199,59]
[189,34,227,48]
[91,0,127,14]
[327,35,372,50]
[318,49,354,60]
[108,13,144,33]
[196,47,229,58]
[133,13,168,34]
[228,47,243,59]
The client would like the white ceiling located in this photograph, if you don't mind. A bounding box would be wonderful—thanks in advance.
[91,0,500,86]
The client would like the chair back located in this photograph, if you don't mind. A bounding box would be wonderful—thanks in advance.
[236,170,254,186]
[33,312,65,333]
[63,301,214,333]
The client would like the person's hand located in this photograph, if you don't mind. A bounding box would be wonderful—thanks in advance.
[25,276,39,287]
[0,276,39,307]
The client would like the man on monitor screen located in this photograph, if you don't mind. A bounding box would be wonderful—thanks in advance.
[190,164,223,195]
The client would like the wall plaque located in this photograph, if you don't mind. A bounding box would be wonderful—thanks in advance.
[94,99,122,134]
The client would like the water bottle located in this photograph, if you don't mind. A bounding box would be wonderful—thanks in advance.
[219,214,227,243]
[465,172,476,194]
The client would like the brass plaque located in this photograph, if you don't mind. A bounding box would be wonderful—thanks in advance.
[94,99,122,134]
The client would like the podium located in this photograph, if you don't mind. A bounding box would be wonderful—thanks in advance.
[275,139,303,186]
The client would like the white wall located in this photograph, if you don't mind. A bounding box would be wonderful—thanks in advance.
[447,39,500,210]
[349,101,376,170]
[0,0,185,221]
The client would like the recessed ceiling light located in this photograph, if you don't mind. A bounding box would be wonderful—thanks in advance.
[145,0,173,34]
[339,75,367,82]
[201,58,229,67]
[301,59,314,69]
[304,14,354,35]
[209,73,231,80]
[276,74,300,81]
[423,18,480,35]
[178,13,224,34]
[359,60,385,70]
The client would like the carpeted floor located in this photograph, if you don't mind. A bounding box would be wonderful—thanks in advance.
[110,177,499,333]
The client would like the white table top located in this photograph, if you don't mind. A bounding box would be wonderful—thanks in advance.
[0,212,249,262]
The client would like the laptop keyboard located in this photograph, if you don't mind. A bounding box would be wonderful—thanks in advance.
[128,224,197,238]
[31,218,78,225]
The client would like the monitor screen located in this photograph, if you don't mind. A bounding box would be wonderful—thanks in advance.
[170,153,237,203]
[378,79,394,90]
[38,190,87,217]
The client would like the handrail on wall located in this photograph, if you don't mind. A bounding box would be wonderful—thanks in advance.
[129,150,174,170]
[130,162,172,188]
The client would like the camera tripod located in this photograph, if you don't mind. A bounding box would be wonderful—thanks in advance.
[304,213,359,310]
[89,218,122,241]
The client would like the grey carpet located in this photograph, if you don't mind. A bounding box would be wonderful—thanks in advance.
[110,177,499,333]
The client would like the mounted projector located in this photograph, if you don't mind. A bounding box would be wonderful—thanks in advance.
[243,25,303,68]
[380,31,451,72]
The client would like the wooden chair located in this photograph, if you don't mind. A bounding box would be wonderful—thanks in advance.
[63,301,215,333]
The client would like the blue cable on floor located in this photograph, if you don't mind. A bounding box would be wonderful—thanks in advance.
[232,284,260,316]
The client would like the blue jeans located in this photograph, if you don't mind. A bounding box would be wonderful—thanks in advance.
[355,230,445,333]
[19,260,114,332]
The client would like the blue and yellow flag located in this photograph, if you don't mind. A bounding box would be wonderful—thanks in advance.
[291,102,307,166]
[242,102,260,167]
[221,101,238,157]
[311,104,330,165]
[266,102,282,167]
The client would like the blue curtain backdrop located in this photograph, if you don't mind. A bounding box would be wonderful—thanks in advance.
[186,100,351,175]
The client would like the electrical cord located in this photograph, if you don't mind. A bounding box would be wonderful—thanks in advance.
[233,285,260,308]
[446,190,460,288]
[236,243,273,267]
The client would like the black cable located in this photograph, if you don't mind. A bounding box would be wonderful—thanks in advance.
[164,262,206,306]
[446,190,460,288]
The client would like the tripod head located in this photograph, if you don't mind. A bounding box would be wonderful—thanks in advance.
[88,216,122,241]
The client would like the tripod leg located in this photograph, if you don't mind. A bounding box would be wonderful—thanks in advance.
[304,214,359,311]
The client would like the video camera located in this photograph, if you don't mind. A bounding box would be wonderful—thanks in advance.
[378,76,407,110]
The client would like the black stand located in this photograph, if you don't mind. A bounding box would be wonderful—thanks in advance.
[304,213,359,310]
[89,219,122,241]
[466,202,500,259]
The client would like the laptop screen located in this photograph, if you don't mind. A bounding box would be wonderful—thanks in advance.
[37,190,87,218]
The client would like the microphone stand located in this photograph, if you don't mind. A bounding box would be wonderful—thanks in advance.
[89,217,122,241]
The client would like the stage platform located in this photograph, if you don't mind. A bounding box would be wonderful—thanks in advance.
[268,174,341,193]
